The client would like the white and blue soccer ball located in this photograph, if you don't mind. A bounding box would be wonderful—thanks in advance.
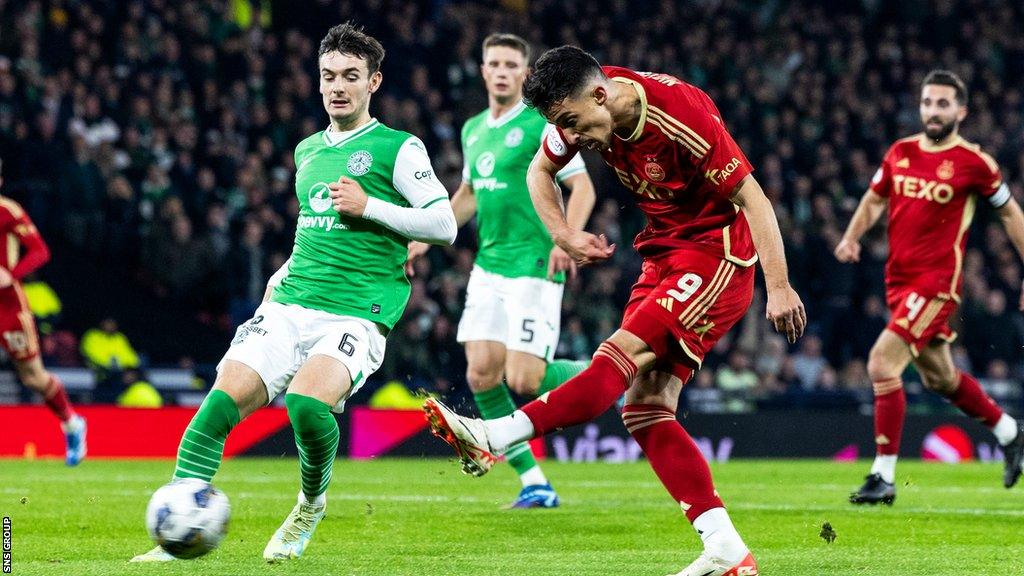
[145,478,230,559]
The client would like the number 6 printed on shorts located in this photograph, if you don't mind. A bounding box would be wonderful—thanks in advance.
[338,333,357,357]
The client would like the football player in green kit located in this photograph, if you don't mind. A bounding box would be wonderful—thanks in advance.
[132,22,456,562]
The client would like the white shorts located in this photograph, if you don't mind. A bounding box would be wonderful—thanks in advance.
[218,301,386,413]
[456,265,564,362]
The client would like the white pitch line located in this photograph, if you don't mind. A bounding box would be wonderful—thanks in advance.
[3,487,1020,517]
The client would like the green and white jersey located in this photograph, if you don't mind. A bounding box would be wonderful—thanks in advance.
[272,119,449,330]
[462,101,587,282]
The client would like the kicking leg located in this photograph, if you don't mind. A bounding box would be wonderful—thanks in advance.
[132,361,266,563]
[424,329,654,476]
[916,342,1023,488]
[623,370,756,576]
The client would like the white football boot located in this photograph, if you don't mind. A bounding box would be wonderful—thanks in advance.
[423,397,498,476]
[129,546,175,562]
[669,551,758,576]
[262,501,326,562]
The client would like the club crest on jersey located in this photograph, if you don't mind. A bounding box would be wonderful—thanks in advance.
[347,150,373,176]
[504,127,524,148]
[643,156,666,182]
[308,182,333,213]
[475,152,496,177]
[937,160,955,180]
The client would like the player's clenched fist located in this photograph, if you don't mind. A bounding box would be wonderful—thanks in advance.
[766,285,806,344]
[329,176,369,217]
[557,230,615,266]
[834,237,861,263]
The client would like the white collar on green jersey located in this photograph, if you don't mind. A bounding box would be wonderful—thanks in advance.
[485,100,527,129]
[322,118,380,147]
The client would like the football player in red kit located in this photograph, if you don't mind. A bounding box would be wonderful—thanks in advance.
[425,46,806,576]
[836,70,1024,504]
[0,158,86,465]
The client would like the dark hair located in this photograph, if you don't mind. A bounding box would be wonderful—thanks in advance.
[523,45,603,114]
[482,33,531,61]
[318,22,385,75]
[922,69,968,105]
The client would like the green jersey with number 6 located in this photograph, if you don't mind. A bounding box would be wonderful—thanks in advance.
[462,101,587,282]
[273,120,446,329]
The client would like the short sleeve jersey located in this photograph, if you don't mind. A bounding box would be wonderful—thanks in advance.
[869,134,1009,298]
[542,66,756,266]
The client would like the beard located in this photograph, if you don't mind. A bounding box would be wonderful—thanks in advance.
[924,118,957,141]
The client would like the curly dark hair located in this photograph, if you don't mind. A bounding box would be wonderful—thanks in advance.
[318,22,385,75]
[523,45,603,115]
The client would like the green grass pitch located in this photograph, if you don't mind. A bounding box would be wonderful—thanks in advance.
[2,458,1022,575]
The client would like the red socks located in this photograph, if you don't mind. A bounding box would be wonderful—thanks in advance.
[623,404,723,522]
[520,342,636,436]
[948,371,1003,426]
[43,374,75,422]
[873,378,905,456]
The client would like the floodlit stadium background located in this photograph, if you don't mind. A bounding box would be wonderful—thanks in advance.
[0,0,1022,460]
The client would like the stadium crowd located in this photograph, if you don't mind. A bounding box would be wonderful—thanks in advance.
[0,0,1022,413]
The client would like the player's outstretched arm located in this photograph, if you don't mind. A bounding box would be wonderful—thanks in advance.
[835,190,887,263]
[995,197,1024,310]
[527,149,613,266]
[731,175,806,343]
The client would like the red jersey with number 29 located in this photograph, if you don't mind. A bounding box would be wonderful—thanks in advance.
[869,134,1008,299]
[542,66,757,266]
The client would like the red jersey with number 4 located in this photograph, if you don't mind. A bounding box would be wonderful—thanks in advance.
[542,66,757,266]
[869,134,1008,299]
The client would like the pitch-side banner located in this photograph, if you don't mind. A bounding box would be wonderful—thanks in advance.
[0,406,1005,463]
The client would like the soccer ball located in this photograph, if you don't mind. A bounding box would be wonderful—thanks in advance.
[145,478,230,559]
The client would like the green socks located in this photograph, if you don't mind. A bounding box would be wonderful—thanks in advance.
[539,360,589,396]
[286,393,340,501]
[173,390,240,481]
[171,389,341,503]
[473,385,538,477]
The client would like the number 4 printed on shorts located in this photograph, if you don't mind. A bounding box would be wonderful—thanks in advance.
[905,292,926,321]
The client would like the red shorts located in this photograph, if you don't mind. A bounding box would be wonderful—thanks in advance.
[621,249,754,380]
[885,284,957,356]
[0,287,39,361]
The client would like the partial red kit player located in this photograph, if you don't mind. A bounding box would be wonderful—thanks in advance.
[869,134,1009,354]
[541,67,759,377]
[0,197,51,360]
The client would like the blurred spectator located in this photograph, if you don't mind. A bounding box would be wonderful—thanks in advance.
[22,275,61,334]
[686,370,724,414]
[716,351,758,412]
[792,335,827,390]
[80,317,140,374]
